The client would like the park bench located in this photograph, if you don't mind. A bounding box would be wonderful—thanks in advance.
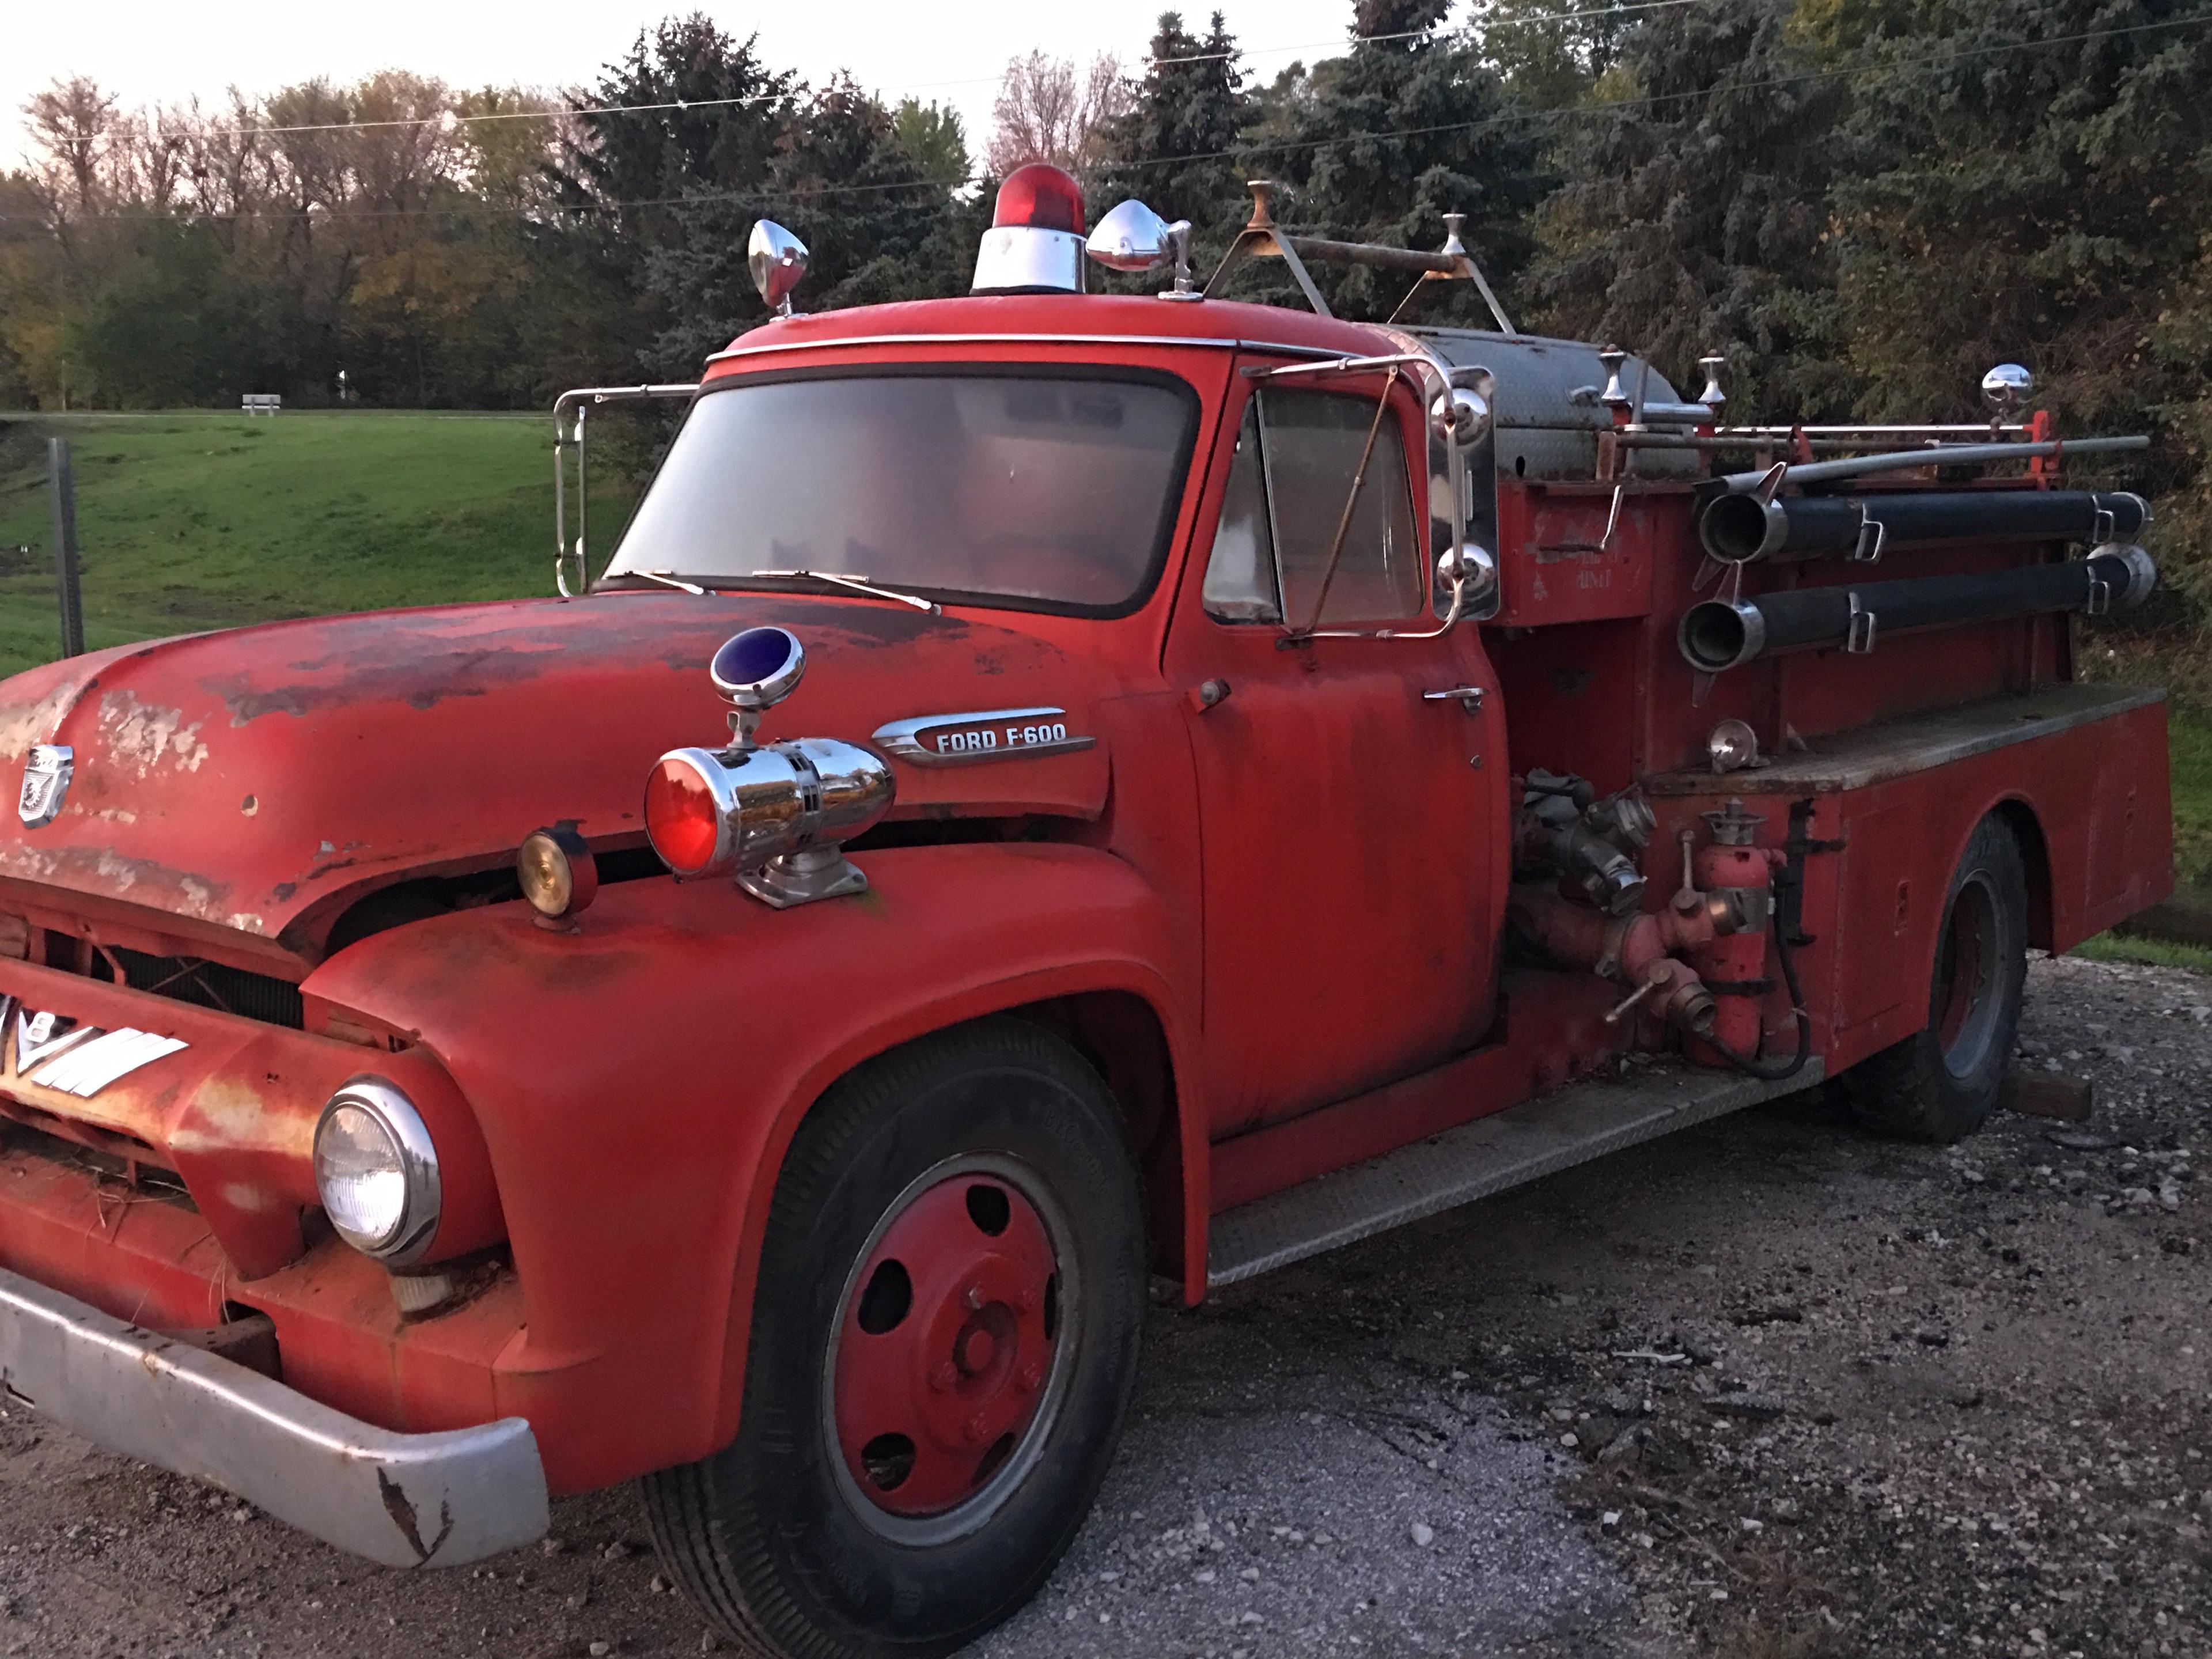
[241,394,282,416]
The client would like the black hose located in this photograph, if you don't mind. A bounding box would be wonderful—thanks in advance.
[1709,907,1812,1082]
[1679,545,2157,673]
[1700,488,2150,564]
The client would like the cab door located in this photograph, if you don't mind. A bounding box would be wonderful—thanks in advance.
[1164,366,1509,1138]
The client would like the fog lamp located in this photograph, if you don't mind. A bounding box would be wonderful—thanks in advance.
[518,825,597,928]
[313,1079,441,1264]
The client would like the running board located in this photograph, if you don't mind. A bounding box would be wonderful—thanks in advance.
[1206,1059,1825,1287]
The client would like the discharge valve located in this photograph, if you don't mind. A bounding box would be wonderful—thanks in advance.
[643,627,896,908]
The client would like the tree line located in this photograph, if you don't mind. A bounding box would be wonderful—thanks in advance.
[5,0,2211,610]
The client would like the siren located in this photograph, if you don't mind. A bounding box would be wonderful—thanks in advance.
[971,163,1088,295]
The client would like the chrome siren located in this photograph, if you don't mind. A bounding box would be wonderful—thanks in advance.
[643,627,895,908]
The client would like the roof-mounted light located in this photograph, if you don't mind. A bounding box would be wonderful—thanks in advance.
[972,164,1088,296]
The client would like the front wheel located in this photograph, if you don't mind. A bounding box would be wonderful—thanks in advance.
[1839,812,2028,1143]
[643,1018,1146,1659]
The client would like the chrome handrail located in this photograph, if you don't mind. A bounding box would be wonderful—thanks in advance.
[552,384,699,599]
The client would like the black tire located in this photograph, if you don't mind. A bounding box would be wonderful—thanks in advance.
[642,1017,1146,1659]
[1839,813,2028,1143]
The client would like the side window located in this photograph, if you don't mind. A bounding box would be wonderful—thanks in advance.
[1202,402,1281,622]
[1200,387,1425,627]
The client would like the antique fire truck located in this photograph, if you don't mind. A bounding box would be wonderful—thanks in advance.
[0,165,2172,1656]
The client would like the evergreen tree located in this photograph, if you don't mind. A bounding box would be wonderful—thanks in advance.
[1522,0,1853,420]
[643,79,965,374]
[1093,11,1253,261]
[1827,0,2212,429]
[1475,0,1643,111]
[1236,0,1546,325]
[558,14,796,252]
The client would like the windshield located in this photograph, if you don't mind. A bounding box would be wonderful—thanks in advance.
[602,372,1199,613]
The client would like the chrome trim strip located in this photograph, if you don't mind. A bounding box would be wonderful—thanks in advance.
[0,1264,548,1567]
[872,707,1097,767]
[704,333,1353,367]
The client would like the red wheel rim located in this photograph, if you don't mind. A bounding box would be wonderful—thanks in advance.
[830,1165,1065,1521]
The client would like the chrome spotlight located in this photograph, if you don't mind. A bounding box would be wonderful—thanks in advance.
[749,221,809,317]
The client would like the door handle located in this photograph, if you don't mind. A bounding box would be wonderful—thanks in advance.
[1422,685,1486,710]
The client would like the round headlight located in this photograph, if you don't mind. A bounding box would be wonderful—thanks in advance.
[313,1080,441,1264]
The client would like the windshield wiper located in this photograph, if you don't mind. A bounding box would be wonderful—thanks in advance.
[750,569,940,613]
[608,569,709,595]
[639,569,710,595]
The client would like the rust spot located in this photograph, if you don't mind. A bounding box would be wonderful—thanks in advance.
[376,1469,455,1565]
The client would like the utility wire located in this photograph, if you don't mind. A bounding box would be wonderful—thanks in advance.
[48,0,1724,143]
[9,9,2210,225]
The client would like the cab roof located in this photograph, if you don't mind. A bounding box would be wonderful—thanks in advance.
[700,293,1407,380]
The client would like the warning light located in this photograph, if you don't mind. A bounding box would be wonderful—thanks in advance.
[992,164,1086,235]
[972,164,1088,295]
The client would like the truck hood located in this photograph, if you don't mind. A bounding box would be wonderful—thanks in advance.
[0,595,1114,956]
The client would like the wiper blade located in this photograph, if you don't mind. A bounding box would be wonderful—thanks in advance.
[601,568,710,595]
[751,569,940,613]
[634,569,708,595]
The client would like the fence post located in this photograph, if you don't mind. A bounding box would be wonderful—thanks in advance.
[47,438,84,660]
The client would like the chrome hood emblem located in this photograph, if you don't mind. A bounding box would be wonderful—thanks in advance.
[871,708,1094,767]
[1,997,188,1099]
[18,744,73,828]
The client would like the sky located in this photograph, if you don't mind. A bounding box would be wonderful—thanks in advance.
[4,1,1362,171]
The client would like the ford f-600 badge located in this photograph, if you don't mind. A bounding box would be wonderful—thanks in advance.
[18,744,73,828]
[870,709,1094,766]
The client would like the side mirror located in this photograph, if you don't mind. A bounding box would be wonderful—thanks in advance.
[749,221,810,317]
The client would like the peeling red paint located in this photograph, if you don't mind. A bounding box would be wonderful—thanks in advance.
[0,593,1109,953]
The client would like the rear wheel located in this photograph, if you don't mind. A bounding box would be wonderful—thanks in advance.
[1840,813,2028,1143]
[642,1018,1146,1659]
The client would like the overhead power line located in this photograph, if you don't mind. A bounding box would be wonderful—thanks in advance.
[50,0,1726,143]
[7,9,2210,226]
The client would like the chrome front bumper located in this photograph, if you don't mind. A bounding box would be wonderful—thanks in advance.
[0,1265,548,1567]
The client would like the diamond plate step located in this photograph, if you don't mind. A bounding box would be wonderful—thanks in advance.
[1206,1059,1825,1286]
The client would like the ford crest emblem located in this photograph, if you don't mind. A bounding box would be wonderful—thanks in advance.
[18,744,73,828]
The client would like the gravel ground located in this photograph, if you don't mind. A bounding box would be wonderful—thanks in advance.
[1,953,2206,1658]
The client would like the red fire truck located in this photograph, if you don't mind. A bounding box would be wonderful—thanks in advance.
[0,165,2171,1656]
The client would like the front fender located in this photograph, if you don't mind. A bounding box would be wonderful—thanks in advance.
[303,842,1200,1490]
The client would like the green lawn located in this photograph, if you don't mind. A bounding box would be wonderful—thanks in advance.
[0,411,636,681]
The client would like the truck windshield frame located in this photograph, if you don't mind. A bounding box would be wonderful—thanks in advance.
[599,363,1203,620]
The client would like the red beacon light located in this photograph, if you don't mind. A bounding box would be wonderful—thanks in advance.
[972,163,1088,296]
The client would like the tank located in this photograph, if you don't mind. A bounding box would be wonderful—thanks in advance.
[1410,328,1700,480]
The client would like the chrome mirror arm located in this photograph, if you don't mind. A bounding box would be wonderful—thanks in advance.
[550,383,700,599]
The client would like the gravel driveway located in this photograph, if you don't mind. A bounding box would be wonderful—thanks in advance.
[2,953,2205,1658]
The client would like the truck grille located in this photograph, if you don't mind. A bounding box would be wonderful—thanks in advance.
[103,948,305,1029]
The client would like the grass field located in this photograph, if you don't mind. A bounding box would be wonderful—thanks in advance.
[0,411,636,681]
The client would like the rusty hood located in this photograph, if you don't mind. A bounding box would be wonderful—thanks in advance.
[0,595,1116,956]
